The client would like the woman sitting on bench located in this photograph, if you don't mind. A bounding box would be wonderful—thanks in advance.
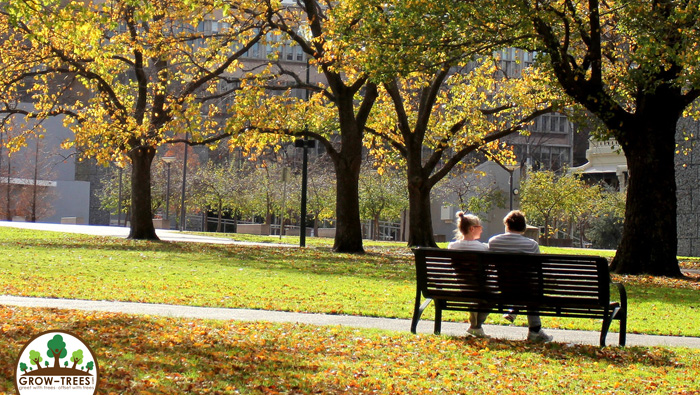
[447,212,490,338]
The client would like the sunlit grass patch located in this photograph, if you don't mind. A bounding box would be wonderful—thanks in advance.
[0,227,699,337]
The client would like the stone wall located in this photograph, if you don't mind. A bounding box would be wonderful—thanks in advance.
[676,118,700,257]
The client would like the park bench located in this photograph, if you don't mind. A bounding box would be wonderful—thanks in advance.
[411,247,627,346]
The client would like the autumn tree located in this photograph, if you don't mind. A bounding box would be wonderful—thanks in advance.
[519,170,592,246]
[190,160,246,232]
[500,0,700,276]
[364,58,556,246]
[240,160,284,226]
[14,136,57,222]
[306,156,334,236]
[566,181,603,248]
[230,0,380,252]
[0,0,269,239]
[358,164,406,240]
[97,164,132,224]
[324,1,556,247]
[0,121,20,220]
[587,188,626,249]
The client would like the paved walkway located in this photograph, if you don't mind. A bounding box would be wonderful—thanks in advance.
[0,221,291,247]
[2,221,700,348]
[2,295,699,348]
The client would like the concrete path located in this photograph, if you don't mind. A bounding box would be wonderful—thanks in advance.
[2,221,699,348]
[0,221,291,247]
[1,295,699,349]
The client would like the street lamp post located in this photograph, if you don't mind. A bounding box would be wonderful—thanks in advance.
[505,164,519,211]
[180,134,189,231]
[117,166,123,226]
[162,156,175,224]
[294,138,316,247]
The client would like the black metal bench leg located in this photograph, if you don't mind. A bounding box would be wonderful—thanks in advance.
[619,309,627,346]
[600,311,614,347]
[411,288,433,334]
[434,302,443,335]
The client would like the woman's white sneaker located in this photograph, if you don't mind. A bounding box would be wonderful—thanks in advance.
[527,329,553,343]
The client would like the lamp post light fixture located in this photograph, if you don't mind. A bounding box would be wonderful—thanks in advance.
[162,156,176,223]
[504,164,519,211]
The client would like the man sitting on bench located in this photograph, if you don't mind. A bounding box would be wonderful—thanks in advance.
[488,210,553,343]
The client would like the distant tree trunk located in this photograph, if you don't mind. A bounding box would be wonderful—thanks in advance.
[373,213,381,240]
[5,159,11,221]
[216,199,223,233]
[30,140,39,222]
[127,146,158,240]
[611,113,682,277]
[543,216,551,247]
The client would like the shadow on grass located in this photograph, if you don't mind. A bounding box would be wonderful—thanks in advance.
[455,336,681,367]
[2,306,695,394]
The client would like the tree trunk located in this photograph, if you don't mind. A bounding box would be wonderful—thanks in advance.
[333,153,364,252]
[5,160,11,221]
[610,117,682,276]
[373,214,380,241]
[407,171,437,247]
[331,96,365,253]
[52,352,62,368]
[216,200,222,233]
[127,146,158,240]
[31,141,39,222]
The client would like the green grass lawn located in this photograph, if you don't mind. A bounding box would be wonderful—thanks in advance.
[1,307,699,394]
[0,227,698,338]
[1,228,699,394]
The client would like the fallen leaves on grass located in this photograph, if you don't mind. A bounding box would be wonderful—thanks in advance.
[1,306,700,394]
[615,272,700,291]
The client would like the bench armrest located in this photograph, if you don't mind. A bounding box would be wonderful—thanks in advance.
[611,281,627,309]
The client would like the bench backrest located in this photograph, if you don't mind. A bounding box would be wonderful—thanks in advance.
[414,248,611,306]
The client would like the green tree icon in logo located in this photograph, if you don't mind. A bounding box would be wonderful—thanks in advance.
[86,361,94,373]
[71,349,84,369]
[47,334,68,368]
[28,350,43,370]
[19,362,28,373]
